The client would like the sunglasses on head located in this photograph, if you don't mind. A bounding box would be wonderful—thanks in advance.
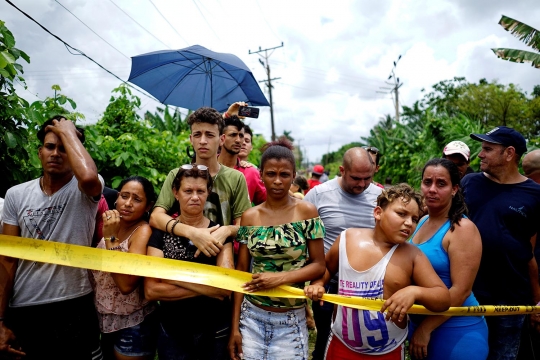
[363,146,380,155]
[181,164,208,172]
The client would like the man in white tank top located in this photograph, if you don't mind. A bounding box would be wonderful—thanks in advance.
[305,184,450,359]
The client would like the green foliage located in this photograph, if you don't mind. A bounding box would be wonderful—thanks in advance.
[86,84,191,192]
[492,15,540,69]
[0,20,32,196]
[321,77,540,188]
[247,134,267,167]
[145,106,190,133]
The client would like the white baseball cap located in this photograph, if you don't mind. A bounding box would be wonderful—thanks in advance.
[443,141,470,161]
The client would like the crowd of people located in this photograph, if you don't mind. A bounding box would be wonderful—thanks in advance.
[0,104,540,360]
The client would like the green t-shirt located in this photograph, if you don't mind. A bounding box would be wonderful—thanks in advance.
[155,165,251,226]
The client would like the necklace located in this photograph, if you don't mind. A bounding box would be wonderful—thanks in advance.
[40,177,52,199]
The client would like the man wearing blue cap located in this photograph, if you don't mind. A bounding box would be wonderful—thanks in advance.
[461,126,540,360]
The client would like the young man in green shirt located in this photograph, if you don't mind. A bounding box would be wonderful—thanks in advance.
[150,107,251,257]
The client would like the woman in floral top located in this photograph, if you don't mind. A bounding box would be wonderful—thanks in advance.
[228,140,326,360]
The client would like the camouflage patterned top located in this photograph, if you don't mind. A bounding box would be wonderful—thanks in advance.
[237,216,325,309]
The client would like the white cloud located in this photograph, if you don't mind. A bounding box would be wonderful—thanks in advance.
[3,0,540,163]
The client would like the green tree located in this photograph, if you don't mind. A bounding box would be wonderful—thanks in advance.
[86,84,191,192]
[0,20,32,196]
[145,106,190,133]
[492,15,540,68]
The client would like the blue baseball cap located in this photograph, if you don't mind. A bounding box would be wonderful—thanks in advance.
[470,126,527,155]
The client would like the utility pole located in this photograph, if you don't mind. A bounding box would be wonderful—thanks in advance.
[249,42,284,141]
[377,55,403,123]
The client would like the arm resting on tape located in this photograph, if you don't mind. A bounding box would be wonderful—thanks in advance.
[144,244,233,301]
[304,233,342,304]
[144,246,199,301]
[161,242,234,300]
[0,224,26,357]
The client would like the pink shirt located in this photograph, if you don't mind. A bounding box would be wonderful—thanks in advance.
[235,161,266,205]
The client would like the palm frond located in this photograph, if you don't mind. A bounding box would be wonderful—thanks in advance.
[491,48,540,68]
[499,15,540,52]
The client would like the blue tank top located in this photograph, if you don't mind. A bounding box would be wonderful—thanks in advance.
[410,216,483,327]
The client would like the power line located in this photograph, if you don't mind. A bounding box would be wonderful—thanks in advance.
[253,0,281,42]
[276,81,388,98]
[5,0,161,104]
[54,0,130,60]
[147,0,189,46]
[191,0,221,41]
[107,0,172,49]
[271,60,384,85]
[250,42,284,141]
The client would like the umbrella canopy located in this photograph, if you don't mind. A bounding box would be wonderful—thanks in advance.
[128,45,270,112]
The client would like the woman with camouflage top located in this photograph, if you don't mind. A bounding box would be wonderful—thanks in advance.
[228,140,326,360]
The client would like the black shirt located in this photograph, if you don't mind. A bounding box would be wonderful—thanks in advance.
[147,221,232,334]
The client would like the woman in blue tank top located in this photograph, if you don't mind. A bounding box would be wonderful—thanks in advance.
[409,158,488,360]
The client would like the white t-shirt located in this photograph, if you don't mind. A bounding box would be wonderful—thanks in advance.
[3,175,103,307]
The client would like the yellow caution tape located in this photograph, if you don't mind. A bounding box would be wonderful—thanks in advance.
[0,235,538,316]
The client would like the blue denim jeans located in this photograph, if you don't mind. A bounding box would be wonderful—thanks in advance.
[239,299,309,360]
[157,321,229,360]
[485,314,526,360]
[100,310,158,358]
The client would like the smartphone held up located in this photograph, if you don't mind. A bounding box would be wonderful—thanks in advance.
[238,106,260,118]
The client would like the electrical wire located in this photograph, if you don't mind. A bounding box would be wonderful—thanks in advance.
[276,81,389,98]
[54,0,130,60]
[191,0,221,41]
[107,0,172,50]
[147,0,189,46]
[253,0,281,42]
[4,0,161,104]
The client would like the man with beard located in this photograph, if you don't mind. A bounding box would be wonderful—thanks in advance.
[462,126,540,360]
[304,147,382,360]
[219,115,266,205]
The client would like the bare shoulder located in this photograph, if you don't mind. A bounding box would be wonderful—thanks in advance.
[344,227,372,239]
[451,217,478,233]
[130,223,153,245]
[135,223,152,237]
[296,199,319,219]
[395,241,423,258]
[240,205,261,226]
[447,217,480,243]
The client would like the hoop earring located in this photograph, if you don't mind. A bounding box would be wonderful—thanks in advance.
[113,201,117,207]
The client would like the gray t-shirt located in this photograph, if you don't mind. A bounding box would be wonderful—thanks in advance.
[3,175,103,307]
[304,179,382,253]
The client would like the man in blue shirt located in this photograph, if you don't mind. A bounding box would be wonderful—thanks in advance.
[462,126,540,360]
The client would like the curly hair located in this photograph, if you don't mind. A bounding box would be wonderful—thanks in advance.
[223,115,244,132]
[260,139,295,172]
[421,158,468,231]
[187,107,224,134]
[377,183,423,217]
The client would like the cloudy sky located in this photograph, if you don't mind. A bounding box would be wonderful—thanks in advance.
[2,0,539,163]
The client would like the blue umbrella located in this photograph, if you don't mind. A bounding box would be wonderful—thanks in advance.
[128,45,270,112]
